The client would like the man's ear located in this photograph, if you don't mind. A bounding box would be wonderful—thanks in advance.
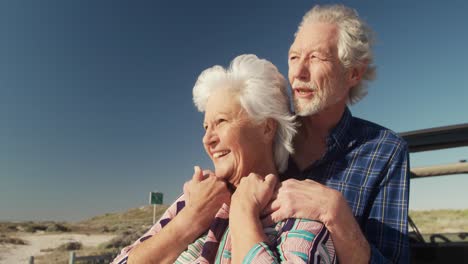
[263,118,277,142]
[347,61,368,88]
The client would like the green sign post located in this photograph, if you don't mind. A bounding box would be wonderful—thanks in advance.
[150,192,163,205]
[149,192,163,224]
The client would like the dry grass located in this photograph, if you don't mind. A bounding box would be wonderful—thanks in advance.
[74,205,168,234]
[5,207,465,264]
[25,205,168,264]
[0,234,27,245]
[34,245,118,264]
[409,209,468,234]
[0,221,72,234]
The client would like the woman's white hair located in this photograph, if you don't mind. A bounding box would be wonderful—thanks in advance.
[297,4,376,104]
[193,54,296,173]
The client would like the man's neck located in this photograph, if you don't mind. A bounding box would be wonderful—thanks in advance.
[293,103,347,171]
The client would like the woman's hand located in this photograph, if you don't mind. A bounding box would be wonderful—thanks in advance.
[183,166,231,229]
[231,173,277,216]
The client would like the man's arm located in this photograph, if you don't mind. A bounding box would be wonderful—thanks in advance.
[262,179,370,263]
[262,142,410,263]
[365,142,410,263]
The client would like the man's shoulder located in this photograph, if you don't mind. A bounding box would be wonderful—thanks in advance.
[350,116,407,151]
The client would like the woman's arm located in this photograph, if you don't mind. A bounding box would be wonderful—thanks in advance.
[229,173,276,264]
[110,194,187,264]
[112,166,231,264]
[127,204,211,264]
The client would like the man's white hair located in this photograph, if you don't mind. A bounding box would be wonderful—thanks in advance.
[193,54,296,173]
[297,4,376,104]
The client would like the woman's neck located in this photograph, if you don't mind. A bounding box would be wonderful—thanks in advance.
[231,159,278,187]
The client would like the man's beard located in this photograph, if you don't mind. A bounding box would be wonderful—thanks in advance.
[292,79,346,116]
[292,80,325,116]
[294,96,324,116]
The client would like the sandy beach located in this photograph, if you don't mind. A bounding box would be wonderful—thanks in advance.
[0,233,115,264]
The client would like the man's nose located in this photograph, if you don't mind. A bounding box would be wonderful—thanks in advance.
[291,58,310,81]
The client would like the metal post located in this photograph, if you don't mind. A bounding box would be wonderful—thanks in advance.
[153,204,156,224]
[29,256,34,264]
[69,251,76,264]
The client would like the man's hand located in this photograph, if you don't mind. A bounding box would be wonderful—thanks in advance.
[262,178,371,263]
[261,178,340,226]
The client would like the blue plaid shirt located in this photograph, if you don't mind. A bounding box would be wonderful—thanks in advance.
[284,108,410,263]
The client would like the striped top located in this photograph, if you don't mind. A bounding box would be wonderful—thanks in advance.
[112,195,336,264]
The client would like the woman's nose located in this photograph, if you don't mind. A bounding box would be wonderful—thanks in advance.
[202,128,218,146]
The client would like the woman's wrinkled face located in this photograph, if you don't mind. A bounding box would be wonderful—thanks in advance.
[202,89,268,186]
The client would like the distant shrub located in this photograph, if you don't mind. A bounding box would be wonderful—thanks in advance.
[23,224,48,233]
[101,228,147,249]
[46,223,71,232]
[0,235,27,245]
[7,225,18,231]
[57,241,82,251]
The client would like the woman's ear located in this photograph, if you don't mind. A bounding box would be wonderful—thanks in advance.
[263,118,277,142]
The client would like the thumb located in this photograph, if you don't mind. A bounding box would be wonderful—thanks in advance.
[264,174,277,189]
[192,166,204,182]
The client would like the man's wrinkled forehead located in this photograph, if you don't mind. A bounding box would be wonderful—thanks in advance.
[289,22,339,56]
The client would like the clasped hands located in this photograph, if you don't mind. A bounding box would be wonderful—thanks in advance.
[183,166,343,228]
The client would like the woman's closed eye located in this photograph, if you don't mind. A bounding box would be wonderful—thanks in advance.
[215,118,227,126]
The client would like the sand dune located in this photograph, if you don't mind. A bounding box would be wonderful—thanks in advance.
[0,233,115,264]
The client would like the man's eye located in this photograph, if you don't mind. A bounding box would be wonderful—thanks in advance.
[289,56,298,61]
[216,119,226,125]
[311,55,325,61]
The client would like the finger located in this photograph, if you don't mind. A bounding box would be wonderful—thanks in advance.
[262,209,288,227]
[192,166,204,182]
[203,169,215,178]
[249,172,262,180]
[262,197,280,216]
[304,179,320,186]
[264,174,277,189]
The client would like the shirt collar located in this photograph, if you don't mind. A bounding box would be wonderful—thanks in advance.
[327,107,353,151]
[314,107,354,166]
[284,107,354,178]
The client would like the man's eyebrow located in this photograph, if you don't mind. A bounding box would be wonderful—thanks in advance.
[288,49,298,55]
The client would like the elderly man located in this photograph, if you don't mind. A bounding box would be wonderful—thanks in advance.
[263,5,410,264]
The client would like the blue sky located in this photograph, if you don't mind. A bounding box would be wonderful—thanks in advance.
[1,0,467,221]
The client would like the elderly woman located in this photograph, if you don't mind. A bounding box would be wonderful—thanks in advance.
[112,55,336,264]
